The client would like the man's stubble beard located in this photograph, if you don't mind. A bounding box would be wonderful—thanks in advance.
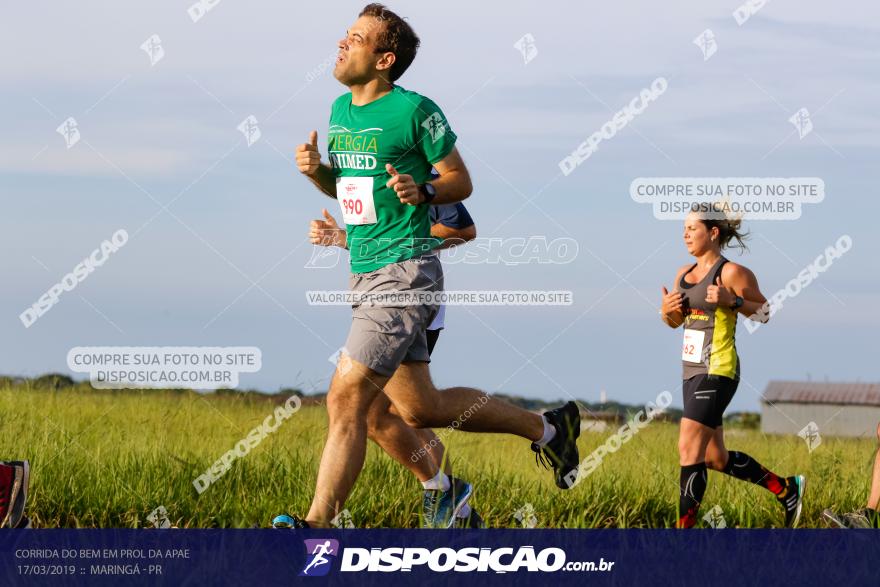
[334,61,383,88]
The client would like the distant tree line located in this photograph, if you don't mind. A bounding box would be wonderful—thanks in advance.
[0,374,760,427]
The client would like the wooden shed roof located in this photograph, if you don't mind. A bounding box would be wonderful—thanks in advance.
[763,381,880,407]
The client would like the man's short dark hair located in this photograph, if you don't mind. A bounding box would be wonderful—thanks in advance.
[359,3,420,82]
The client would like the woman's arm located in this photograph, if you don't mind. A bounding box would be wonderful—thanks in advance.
[709,263,770,323]
[661,264,691,328]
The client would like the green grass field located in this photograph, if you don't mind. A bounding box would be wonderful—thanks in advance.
[2,385,875,528]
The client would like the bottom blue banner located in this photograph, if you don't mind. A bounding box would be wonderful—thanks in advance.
[2,529,876,586]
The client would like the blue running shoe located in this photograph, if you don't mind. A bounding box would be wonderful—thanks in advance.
[272,514,310,529]
[422,477,472,529]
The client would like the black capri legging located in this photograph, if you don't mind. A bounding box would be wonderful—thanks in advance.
[682,374,738,428]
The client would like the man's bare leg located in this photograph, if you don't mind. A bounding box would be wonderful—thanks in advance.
[384,365,584,490]
[374,388,453,476]
[365,392,442,481]
[867,425,880,512]
[306,357,574,525]
[384,364,584,489]
[305,359,389,526]
[851,426,880,526]
[823,423,880,528]
[365,384,484,527]
[383,362,544,439]
[415,428,452,475]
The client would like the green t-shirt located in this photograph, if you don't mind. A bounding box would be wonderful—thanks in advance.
[327,86,457,273]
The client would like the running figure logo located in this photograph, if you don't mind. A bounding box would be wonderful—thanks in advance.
[237,115,262,147]
[513,503,538,528]
[56,117,80,149]
[421,112,447,143]
[147,505,171,528]
[789,108,813,139]
[693,29,717,61]
[331,509,355,529]
[702,505,727,528]
[305,246,341,269]
[513,33,538,64]
[140,34,165,66]
[798,421,822,453]
[299,539,339,577]
[327,347,355,377]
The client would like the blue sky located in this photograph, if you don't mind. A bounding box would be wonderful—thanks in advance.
[2,1,878,412]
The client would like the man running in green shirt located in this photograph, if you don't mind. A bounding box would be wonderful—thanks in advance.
[288,3,580,529]
[305,195,484,528]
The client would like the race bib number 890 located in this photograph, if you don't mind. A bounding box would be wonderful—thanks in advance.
[336,176,377,225]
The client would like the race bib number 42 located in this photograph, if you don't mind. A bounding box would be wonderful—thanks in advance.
[336,176,377,225]
[682,329,705,363]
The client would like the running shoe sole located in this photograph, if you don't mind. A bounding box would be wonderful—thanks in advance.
[542,402,581,489]
[445,482,473,529]
[821,508,847,528]
[12,461,29,529]
[789,475,807,528]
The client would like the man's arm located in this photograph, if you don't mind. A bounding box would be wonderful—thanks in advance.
[309,209,347,248]
[431,221,476,251]
[386,147,473,206]
[429,200,476,250]
[309,203,478,252]
[296,130,336,198]
[306,164,337,199]
[427,147,472,205]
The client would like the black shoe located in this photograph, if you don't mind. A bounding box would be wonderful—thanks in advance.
[272,514,311,528]
[15,516,31,529]
[454,508,486,528]
[531,402,581,489]
[779,475,806,528]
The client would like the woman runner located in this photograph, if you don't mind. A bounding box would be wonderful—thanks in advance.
[660,203,806,528]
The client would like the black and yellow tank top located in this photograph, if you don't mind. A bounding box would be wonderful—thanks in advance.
[675,257,740,381]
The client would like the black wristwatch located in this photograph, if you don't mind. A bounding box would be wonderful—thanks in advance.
[730,295,744,310]
[419,182,436,204]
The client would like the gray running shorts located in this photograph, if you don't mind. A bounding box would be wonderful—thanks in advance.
[343,254,443,376]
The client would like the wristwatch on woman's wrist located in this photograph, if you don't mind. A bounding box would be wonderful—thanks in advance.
[730,295,744,310]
